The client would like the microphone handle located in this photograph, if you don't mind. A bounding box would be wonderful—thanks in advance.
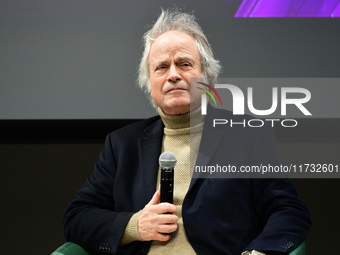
[160,167,174,204]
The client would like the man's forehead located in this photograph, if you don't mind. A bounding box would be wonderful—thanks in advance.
[149,44,200,64]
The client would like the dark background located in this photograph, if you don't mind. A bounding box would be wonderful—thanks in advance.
[1,1,339,254]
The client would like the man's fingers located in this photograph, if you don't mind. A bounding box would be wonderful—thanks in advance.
[158,213,178,224]
[154,203,177,214]
[157,223,178,234]
[138,188,178,241]
[149,187,161,205]
[151,232,172,242]
[148,189,176,214]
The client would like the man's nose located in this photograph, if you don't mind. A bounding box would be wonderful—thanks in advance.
[167,65,181,83]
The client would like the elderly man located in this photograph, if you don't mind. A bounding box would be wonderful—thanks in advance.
[63,9,311,255]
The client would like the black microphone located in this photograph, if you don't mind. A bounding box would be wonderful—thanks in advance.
[159,151,177,204]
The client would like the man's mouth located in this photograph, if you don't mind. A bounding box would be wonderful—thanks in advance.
[167,87,187,93]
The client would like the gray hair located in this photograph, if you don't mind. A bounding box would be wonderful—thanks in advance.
[137,8,222,94]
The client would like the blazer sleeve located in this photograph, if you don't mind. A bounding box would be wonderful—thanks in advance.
[63,133,135,254]
[244,178,311,254]
[244,126,311,253]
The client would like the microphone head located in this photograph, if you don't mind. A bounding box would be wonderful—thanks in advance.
[159,151,177,169]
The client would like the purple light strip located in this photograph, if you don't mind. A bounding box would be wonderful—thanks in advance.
[332,2,340,16]
[250,0,306,17]
[235,0,340,17]
[234,0,261,17]
[297,0,339,16]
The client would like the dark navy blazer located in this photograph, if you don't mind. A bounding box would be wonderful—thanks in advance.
[63,108,311,255]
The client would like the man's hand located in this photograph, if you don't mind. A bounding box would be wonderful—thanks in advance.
[138,188,178,241]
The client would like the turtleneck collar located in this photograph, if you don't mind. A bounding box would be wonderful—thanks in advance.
[157,106,205,129]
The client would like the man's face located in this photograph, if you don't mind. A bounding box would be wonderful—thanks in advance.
[148,30,204,115]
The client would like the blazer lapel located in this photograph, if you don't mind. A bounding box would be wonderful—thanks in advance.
[189,106,226,187]
[138,119,164,204]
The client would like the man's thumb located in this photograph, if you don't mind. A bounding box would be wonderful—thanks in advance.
[149,187,161,205]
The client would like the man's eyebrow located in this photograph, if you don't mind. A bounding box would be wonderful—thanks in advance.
[178,57,194,63]
[154,58,194,67]
[157,60,168,66]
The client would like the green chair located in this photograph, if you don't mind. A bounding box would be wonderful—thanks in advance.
[51,242,91,255]
[289,241,306,255]
[51,241,306,255]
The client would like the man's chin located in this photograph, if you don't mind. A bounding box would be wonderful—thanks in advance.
[163,102,191,115]
[166,97,190,106]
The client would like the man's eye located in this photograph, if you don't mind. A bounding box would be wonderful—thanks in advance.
[157,65,166,70]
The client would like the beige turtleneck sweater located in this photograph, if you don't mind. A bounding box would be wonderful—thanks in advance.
[120,106,205,254]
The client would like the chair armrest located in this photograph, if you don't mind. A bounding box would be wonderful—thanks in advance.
[51,242,91,255]
[288,241,306,255]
